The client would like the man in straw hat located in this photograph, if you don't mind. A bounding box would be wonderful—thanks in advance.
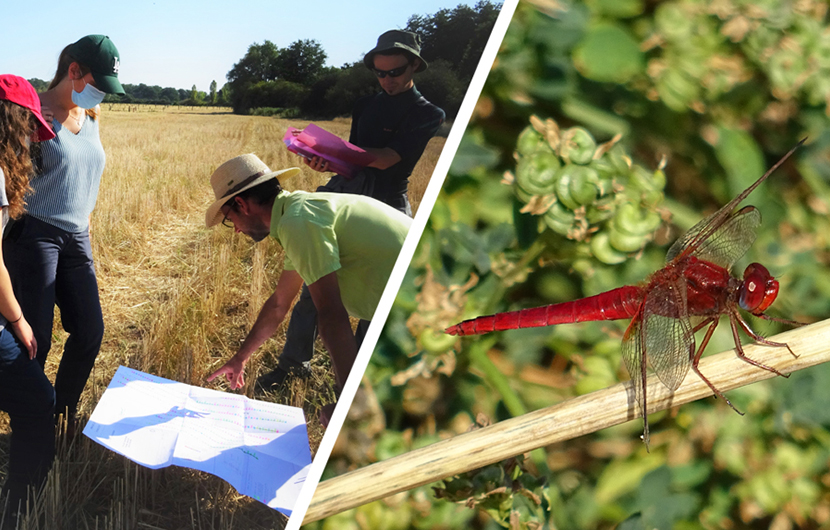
[260,29,444,392]
[205,154,410,418]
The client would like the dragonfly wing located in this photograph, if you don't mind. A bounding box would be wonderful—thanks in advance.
[642,278,694,392]
[621,316,646,418]
[666,206,761,270]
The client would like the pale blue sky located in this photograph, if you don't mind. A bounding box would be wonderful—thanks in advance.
[2,0,481,91]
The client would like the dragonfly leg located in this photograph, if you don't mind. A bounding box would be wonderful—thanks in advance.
[756,312,806,329]
[731,313,796,374]
[692,318,744,415]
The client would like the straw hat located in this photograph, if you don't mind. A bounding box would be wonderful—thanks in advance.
[205,154,299,227]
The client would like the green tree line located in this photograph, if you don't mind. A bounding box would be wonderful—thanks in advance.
[226,0,502,118]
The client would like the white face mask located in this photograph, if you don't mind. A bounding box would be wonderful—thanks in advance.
[71,78,106,109]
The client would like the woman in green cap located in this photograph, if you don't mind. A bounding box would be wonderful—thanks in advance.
[3,35,125,433]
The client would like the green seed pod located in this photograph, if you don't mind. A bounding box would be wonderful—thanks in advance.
[605,145,633,175]
[555,165,585,210]
[515,126,545,158]
[569,166,601,206]
[591,232,628,264]
[543,202,576,235]
[614,203,662,236]
[586,198,616,224]
[628,165,666,193]
[608,226,648,253]
[588,157,619,183]
[559,127,597,165]
[515,151,560,196]
[656,68,700,112]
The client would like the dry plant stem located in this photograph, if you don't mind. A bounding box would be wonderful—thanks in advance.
[303,318,830,523]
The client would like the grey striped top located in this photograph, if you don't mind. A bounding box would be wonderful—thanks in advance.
[27,114,106,232]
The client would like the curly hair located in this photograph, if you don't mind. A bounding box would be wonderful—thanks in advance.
[0,100,36,220]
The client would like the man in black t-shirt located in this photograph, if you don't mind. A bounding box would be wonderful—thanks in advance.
[257,30,444,393]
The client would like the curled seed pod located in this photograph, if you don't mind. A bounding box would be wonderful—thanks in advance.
[556,165,601,210]
[605,145,633,174]
[515,126,546,158]
[586,196,617,224]
[628,165,666,193]
[588,157,619,183]
[656,68,700,112]
[543,202,576,236]
[569,166,601,206]
[608,225,649,252]
[559,127,597,165]
[642,189,664,208]
[590,232,628,264]
[614,203,662,236]
[515,150,560,196]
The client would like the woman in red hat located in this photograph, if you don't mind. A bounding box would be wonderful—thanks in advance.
[0,74,58,514]
[3,35,125,435]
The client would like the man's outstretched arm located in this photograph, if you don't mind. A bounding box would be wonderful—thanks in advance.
[307,271,357,389]
[207,269,304,389]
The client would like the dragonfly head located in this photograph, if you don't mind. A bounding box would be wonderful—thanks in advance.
[739,262,779,315]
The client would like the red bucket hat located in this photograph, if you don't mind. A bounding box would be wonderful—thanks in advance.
[0,75,56,142]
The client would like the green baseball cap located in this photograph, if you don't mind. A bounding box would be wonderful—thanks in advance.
[363,30,428,73]
[69,35,124,95]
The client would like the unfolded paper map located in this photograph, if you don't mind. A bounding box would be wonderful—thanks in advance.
[83,366,312,516]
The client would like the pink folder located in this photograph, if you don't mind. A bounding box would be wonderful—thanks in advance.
[283,124,376,178]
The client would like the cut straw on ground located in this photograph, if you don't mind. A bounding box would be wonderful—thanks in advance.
[303,317,830,523]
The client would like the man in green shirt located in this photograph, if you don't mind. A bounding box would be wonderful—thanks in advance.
[205,154,410,406]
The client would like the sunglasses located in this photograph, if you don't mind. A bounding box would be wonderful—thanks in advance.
[372,64,410,78]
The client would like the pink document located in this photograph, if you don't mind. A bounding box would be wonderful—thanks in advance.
[283,123,376,178]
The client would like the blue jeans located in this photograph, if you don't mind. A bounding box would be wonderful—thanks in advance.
[3,215,104,419]
[0,327,55,508]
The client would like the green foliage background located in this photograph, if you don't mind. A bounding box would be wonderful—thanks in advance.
[316,1,830,528]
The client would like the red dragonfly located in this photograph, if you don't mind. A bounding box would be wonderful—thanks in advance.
[445,141,806,447]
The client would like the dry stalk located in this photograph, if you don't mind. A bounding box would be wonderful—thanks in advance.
[303,318,830,523]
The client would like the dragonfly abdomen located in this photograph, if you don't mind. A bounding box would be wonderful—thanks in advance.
[445,285,644,336]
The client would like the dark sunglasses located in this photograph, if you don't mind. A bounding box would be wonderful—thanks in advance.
[373,65,409,78]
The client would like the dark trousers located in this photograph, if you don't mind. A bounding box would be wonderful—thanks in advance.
[3,215,104,419]
[278,285,369,372]
[0,327,55,510]
[277,193,408,373]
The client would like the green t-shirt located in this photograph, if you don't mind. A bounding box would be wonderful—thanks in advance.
[270,190,411,321]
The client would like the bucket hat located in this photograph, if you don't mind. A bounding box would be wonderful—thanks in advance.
[0,74,56,142]
[206,154,300,227]
[68,35,125,95]
[363,30,428,72]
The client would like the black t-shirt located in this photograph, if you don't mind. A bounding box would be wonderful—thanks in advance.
[349,86,445,205]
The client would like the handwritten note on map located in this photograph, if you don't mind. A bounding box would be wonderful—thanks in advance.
[83,366,312,516]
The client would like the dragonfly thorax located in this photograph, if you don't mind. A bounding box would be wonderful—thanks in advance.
[738,262,779,315]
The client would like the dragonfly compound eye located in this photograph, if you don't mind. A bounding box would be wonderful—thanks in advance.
[739,263,779,313]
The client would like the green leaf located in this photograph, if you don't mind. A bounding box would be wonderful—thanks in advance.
[572,23,644,83]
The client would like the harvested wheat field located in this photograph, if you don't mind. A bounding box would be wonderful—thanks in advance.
[0,105,445,530]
